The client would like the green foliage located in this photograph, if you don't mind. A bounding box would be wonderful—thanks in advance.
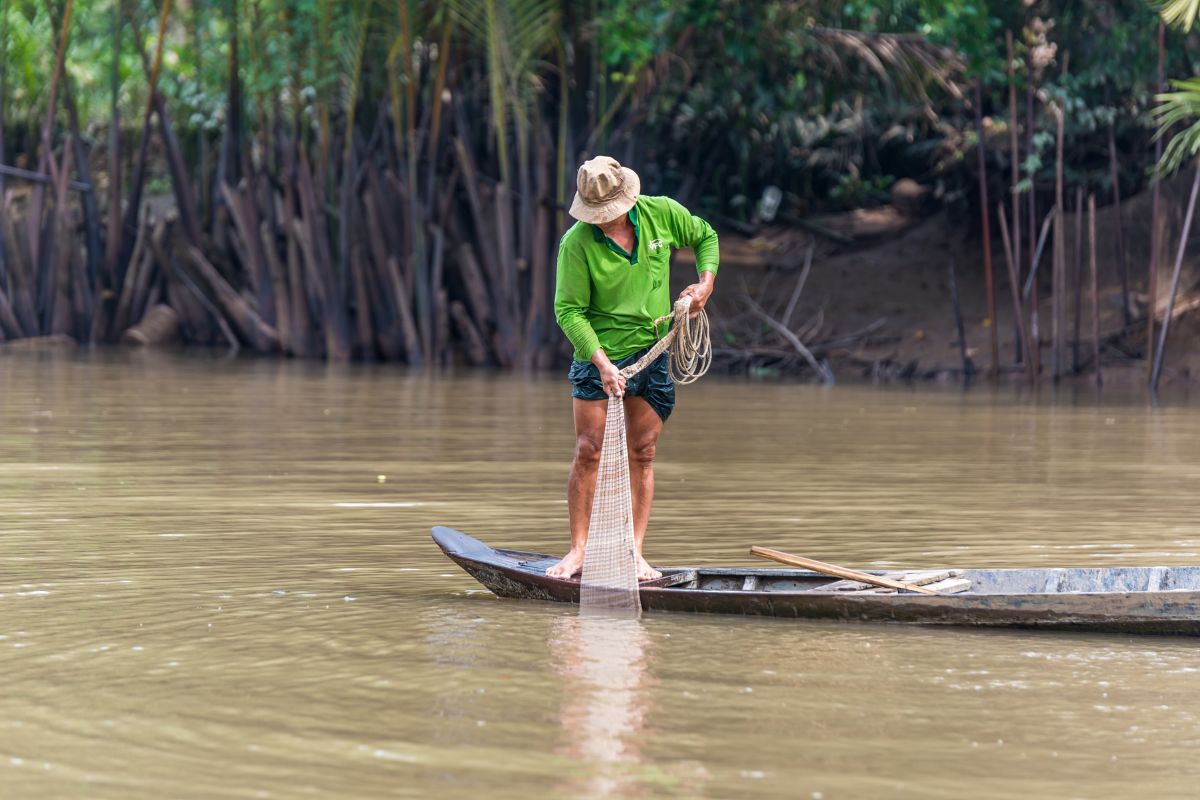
[0,0,1184,214]
[917,0,1002,78]
[1152,78,1200,175]
[829,171,895,209]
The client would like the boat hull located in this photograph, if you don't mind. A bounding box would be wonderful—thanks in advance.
[433,527,1200,635]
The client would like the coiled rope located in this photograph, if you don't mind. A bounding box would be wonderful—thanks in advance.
[618,295,712,385]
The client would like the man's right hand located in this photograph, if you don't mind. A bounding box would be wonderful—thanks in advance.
[591,350,626,397]
[599,362,626,398]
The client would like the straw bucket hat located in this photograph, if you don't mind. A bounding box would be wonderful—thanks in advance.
[569,156,641,224]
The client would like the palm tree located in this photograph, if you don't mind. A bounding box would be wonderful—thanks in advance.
[1148,0,1200,392]
[1152,0,1200,174]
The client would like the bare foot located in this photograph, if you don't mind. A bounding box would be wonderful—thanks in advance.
[546,547,585,579]
[636,555,662,582]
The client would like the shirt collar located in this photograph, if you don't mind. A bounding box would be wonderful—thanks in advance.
[591,204,640,242]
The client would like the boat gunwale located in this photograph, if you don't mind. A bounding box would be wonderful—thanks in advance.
[436,527,1200,600]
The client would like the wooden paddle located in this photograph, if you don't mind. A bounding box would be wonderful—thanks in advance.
[750,546,938,595]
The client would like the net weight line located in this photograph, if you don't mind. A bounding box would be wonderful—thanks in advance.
[579,296,710,614]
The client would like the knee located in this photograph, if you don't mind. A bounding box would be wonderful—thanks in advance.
[629,437,657,467]
[573,434,603,468]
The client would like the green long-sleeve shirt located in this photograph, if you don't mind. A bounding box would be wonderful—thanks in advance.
[553,195,719,362]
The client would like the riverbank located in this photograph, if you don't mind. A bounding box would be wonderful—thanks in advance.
[681,174,1200,388]
[6,175,1200,388]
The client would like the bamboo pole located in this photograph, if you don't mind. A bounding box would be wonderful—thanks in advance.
[1006,31,1023,364]
[1022,207,1056,304]
[555,38,570,235]
[105,0,122,286]
[349,240,375,361]
[1147,21,1166,378]
[948,260,973,383]
[2,210,37,333]
[522,130,552,366]
[117,0,174,286]
[190,0,208,221]
[61,79,100,315]
[258,219,291,355]
[1072,186,1083,373]
[1107,88,1132,326]
[998,203,1035,382]
[110,221,150,337]
[974,79,999,379]
[280,139,314,358]
[127,13,202,247]
[47,194,74,337]
[1088,193,1102,388]
[1052,102,1065,380]
[221,181,273,323]
[40,134,75,335]
[750,547,937,595]
[1151,168,1200,394]
[295,149,350,360]
[387,255,423,366]
[27,0,75,273]
[1026,51,1040,377]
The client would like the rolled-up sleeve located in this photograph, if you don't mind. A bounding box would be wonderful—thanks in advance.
[553,238,601,360]
[665,197,719,275]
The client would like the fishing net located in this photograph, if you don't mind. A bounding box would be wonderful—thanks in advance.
[579,297,710,615]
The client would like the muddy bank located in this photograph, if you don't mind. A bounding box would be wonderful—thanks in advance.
[685,174,1200,387]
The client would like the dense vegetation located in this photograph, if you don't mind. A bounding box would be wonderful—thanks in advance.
[0,0,1196,368]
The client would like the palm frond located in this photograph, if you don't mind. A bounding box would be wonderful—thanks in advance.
[810,26,967,105]
[339,0,371,163]
[506,0,557,74]
[1152,78,1200,175]
[444,0,558,182]
[1157,0,1200,31]
[445,0,489,45]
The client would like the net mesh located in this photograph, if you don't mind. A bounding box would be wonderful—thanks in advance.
[579,297,710,615]
[579,396,640,613]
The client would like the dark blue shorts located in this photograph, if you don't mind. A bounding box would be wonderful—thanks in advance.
[568,348,676,423]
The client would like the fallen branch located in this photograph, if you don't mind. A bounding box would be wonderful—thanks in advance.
[780,244,814,330]
[743,296,834,383]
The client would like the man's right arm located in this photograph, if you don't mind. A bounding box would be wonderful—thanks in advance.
[554,240,625,397]
[554,238,601,359]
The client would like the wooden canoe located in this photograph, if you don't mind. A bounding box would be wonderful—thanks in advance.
[432,526,1200,635]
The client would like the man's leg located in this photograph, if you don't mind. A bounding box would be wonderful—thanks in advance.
[545,398,608,578]
[624,395,664,581]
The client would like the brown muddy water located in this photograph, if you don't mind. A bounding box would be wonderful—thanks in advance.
[2,351,1200,799]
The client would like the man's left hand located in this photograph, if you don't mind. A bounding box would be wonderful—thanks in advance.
[679,273,716,315]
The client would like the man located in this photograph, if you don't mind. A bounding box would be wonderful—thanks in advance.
[547,155,719,581]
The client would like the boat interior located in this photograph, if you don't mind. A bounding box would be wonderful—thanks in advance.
[498,549,1200,595]
[638,565,1200,595]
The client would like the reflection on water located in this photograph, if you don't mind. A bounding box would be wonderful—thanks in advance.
[553,615,653,798]
[3,351,1200,798]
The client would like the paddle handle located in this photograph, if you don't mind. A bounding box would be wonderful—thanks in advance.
[750,546,938,595]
